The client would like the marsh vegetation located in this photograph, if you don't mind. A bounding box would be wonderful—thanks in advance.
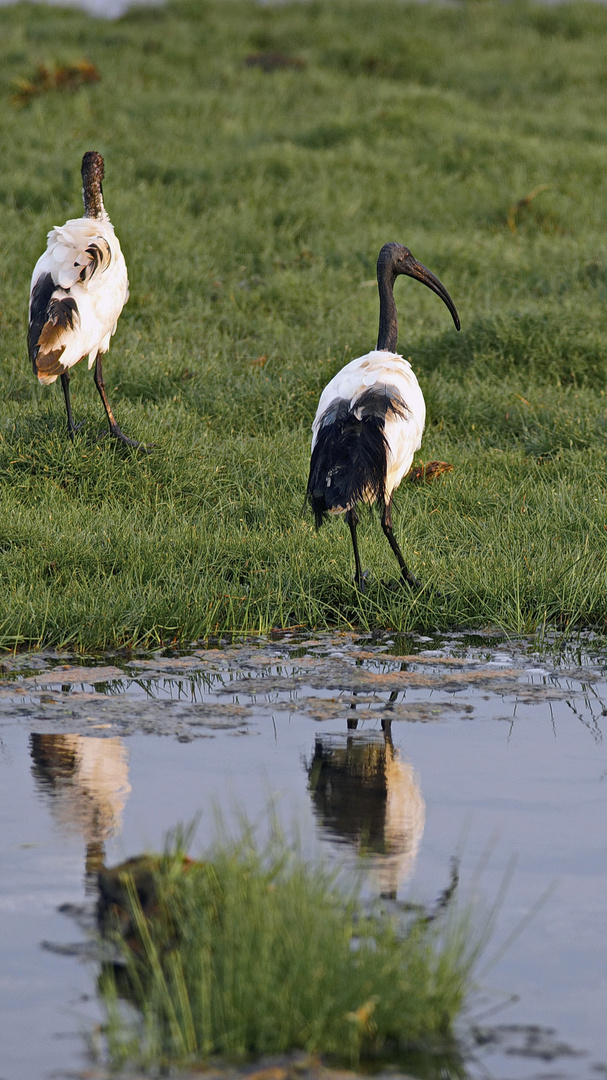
[98,826,475,1071]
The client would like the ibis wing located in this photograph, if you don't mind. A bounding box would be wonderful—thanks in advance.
[48,221,114,291]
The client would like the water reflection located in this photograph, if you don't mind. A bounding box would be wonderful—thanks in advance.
[29,734,131,882]
[0,633,604,1080]
[307,726,425,898]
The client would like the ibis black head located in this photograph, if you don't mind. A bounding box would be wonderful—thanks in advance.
[377,242,460,334]
[81,151,105,219]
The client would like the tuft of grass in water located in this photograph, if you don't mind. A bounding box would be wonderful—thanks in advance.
[2,0,607,643]
[98,824,479,1072]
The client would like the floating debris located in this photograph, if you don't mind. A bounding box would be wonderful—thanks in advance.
[97,852,199,947]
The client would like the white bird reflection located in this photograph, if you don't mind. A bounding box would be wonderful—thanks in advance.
[29,734,131,882]
[307,727,425,898]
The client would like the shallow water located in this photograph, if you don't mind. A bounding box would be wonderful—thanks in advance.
[0,0,585,16]
[0,630,606,1079]
[0,0,163,16]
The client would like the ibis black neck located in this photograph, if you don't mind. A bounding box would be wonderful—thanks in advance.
[376,268,398,352]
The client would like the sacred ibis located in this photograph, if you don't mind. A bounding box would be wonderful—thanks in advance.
[307,242,460,590]
[28,151,141,447]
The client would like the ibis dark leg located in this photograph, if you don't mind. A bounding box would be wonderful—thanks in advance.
[346,508,365,590]
[94,355,146,449]
[381,499,421,590]
[60,372,80,441]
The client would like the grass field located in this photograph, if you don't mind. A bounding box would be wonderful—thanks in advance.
[1,0,607,647]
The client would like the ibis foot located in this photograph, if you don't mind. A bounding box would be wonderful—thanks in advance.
[98,426,153,452]
[354,569,371,593]
[66,420,85,442]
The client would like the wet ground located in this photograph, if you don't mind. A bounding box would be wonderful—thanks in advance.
[0,629,606,1080]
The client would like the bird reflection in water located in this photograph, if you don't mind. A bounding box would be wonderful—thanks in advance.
[29,733,131,887]
[307,717,425,899]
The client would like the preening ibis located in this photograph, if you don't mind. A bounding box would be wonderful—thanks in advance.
[307,242,460,590]
[28,151,141,447]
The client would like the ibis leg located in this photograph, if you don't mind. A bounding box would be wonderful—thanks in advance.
[381,499,421,590]
[94,355,146,450]
[60,372,80,441]
[347,508,366,590]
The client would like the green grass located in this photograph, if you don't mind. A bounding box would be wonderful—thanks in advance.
[2,0,607,645]
[98,825,476,1071]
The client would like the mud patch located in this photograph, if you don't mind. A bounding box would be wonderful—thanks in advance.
[0,631,604,740]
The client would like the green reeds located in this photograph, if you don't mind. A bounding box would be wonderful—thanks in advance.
[99,827,478,1071]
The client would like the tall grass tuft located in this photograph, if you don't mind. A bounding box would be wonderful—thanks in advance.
[99,824,478,1071]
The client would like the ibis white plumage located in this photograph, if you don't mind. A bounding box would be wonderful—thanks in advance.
[307,242,460,589]
[28,151,142,447]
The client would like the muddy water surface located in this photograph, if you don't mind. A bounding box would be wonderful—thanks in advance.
[0,631,606,1080]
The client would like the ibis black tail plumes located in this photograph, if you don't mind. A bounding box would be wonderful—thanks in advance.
[307,387,408,529]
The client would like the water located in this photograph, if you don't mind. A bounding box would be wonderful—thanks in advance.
[0,0,584,17]
[0,631,606,1079]
[0,0,163,16]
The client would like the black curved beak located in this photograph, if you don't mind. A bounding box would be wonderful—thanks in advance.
[404,256,461,331]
